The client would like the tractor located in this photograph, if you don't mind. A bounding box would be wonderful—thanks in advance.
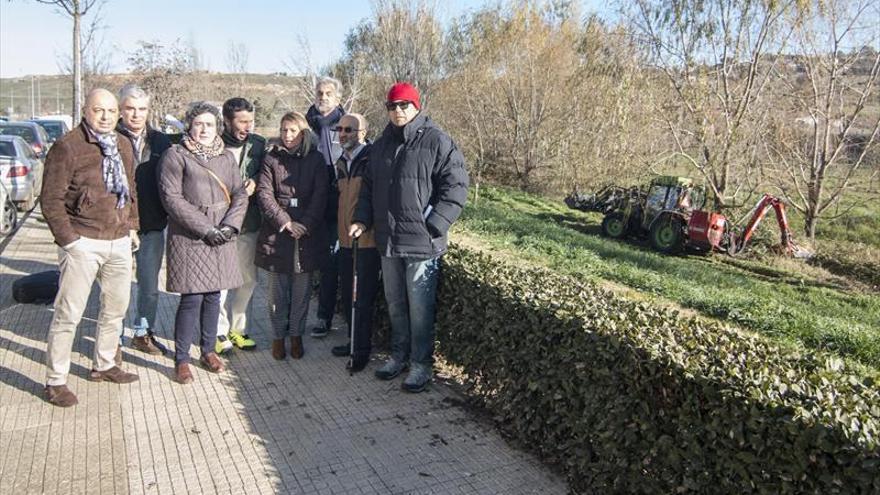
[565,176,807,256]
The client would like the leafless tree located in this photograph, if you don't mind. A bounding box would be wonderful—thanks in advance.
[35,0,103,123]
[766,0,880,240]
[226,41,250,92]
[127,40,196,129]
[55,2,109,90]
[631,0,797,209]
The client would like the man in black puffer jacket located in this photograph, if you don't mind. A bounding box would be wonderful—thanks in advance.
[350,82,468,393]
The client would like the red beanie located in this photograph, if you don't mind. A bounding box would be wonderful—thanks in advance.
[386,82,421,109]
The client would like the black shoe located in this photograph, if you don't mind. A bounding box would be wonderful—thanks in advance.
[310,320,330,338]
[331,343,350,357]
[347,354,369,373]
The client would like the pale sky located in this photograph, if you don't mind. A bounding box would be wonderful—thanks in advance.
[0,0,612,79]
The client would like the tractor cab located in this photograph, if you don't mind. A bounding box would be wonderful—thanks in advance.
[641,176,705,231]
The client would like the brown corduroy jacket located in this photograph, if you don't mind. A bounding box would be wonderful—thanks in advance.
[336,143,375,249]
[41,123,139,247]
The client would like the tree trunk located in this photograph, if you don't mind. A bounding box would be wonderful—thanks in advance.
[72,2,82,124]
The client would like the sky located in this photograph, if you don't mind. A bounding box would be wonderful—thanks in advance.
[0,0,611,79]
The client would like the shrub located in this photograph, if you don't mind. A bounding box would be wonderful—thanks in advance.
[436,244,880,494]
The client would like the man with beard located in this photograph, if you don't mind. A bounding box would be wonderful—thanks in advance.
[117,83,171,356]
[216,97,266,353]
[305,77,345,339]
[329,113,379,372]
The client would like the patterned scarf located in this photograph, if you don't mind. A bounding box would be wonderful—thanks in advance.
[93,130,130,209]
[182,134,225,160]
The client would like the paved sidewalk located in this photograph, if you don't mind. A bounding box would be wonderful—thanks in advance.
[0,209,568,495]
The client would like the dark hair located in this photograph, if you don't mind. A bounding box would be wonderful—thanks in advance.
[222,97,254,120]
[184,101,223,134]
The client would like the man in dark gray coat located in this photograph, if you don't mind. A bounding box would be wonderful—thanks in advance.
[350,82,469,393]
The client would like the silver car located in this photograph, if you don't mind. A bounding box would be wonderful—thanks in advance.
[0,135,43,211]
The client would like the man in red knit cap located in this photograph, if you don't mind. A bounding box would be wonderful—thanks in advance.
[349,82,469,392]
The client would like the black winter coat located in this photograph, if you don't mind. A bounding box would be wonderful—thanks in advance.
[254,144,329,274]
[117,123,172,233]
[353,113,469,258]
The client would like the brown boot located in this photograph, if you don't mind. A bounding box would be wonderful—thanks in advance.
[271,339,286,360]
[289,336,304,359]
[45,384,78,407]
[89,366,139,384]
[114,344,123,366]
[175,363,193,384]
[132,335,162,355]
[199,352,225,373]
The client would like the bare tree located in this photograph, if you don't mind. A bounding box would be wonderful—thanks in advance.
[766,0,880,240]
[127,40,195,129]
[226,41,250,92]
[55,2,109,91]
[35,0,102,123]
[631,0,797,209]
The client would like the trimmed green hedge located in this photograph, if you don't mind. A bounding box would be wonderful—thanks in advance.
[436,244,880,494]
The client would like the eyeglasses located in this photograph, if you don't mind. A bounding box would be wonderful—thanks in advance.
[385,101,412,111]
[333,126,361,133]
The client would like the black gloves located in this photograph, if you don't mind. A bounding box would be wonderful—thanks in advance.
[218,224,237,242]
[203,227,227,247]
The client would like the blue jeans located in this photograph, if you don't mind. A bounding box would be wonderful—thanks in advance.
[173,291,221,364]
[132,230,164,337]
[381,256,440,367]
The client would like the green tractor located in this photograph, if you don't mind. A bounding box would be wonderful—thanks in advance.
[595,176,718,254]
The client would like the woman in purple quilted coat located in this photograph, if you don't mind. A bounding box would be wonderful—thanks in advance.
[157,101,248,384]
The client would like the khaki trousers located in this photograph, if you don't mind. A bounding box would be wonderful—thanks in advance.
[218,231,258,336]
[46,236,133,386]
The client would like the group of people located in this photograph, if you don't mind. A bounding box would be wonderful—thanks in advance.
[39,78,469,408]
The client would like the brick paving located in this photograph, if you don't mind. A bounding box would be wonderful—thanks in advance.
[0,209,568,495]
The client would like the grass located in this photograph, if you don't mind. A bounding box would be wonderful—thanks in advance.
[454,186,880,368]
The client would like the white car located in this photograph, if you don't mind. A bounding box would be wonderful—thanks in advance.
[0,135,43,211]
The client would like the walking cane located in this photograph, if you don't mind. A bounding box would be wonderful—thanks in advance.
[347,236,359,374]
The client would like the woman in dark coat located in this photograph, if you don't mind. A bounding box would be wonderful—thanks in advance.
[255,111,328,360]
[158,101,248,384]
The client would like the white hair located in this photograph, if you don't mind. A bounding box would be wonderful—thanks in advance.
[315,76,343,95]
[119,83,150,104]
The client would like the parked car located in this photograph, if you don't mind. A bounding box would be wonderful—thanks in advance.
[0,135,43,211]
[0,121,52,160]
[0,180,17,236]
[30,118,71,143]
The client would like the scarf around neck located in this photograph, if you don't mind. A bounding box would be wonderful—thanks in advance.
[182,134,225,160]
[221,129,247,148]
[306,105,344,166]
[89,125,129,209]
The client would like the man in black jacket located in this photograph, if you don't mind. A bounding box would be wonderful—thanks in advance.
[350,83,468,392]
[117,84,171,355]
[306,77,345,339]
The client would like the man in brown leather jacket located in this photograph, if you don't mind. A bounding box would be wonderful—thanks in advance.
[41,88,140,407]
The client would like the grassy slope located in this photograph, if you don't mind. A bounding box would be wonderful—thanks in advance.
[454,186,880,368]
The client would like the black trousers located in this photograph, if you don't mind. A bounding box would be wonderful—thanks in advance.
[316,221,339,325]
[174,291,221,364]
[339,246,381,357]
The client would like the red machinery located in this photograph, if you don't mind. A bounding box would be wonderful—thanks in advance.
[727,194,807,257]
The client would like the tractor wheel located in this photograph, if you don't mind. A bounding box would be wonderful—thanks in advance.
[649,215,686,254]
[601,212,628,239]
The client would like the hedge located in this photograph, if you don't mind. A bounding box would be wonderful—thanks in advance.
[435,244,880,494]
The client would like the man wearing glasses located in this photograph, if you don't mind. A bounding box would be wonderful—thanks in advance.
[349,83,469,392]
[330,114,379,372]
